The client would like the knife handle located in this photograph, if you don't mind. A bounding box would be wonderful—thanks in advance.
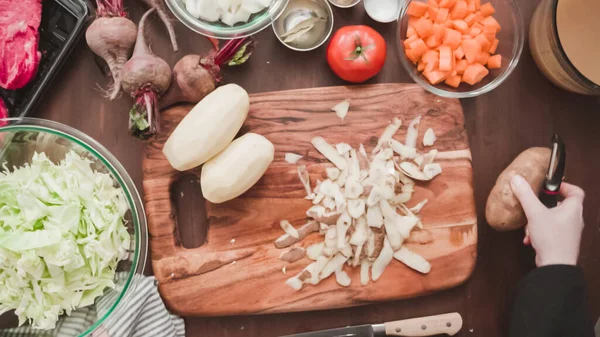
[384,312,463,336]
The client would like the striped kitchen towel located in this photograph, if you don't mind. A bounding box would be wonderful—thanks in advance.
[1,275,185,337]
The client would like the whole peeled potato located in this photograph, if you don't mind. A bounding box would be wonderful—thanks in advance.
[485,147,551,231]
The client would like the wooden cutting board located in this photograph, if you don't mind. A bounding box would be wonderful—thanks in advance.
[142,83,477,316]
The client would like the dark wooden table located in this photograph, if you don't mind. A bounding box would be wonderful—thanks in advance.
[37,0,600,336]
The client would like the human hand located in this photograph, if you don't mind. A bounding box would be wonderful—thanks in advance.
[510,175,585,267]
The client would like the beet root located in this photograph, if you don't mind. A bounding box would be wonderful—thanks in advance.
[159,37,256,110]
[121,8,172,139]
[86,0,137,100]
[140,0,178,52]
[159,54,215,109]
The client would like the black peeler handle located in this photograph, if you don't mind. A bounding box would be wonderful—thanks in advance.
[539,188,559,208]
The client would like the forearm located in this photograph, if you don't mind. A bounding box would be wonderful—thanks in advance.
[510,265,594,337]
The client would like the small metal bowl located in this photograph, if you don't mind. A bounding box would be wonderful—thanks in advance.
[272,0,334,51]
[328,0,361,9]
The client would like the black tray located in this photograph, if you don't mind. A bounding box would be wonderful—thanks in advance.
[0,0,89,118]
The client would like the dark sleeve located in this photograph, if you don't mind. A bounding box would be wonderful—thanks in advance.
[510,265,595,337]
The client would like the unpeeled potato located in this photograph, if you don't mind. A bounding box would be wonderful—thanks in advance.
[485,147,551,231]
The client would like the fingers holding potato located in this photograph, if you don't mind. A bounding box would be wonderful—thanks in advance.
[485,147,551,231]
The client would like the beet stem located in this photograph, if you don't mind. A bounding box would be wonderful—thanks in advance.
[96,0,125,17]
[129,89,159,139]
[214,38,249,66]
[144,93,153,135]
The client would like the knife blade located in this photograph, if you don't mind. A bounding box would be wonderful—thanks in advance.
[280,313,462,337]
[280,324,385,337]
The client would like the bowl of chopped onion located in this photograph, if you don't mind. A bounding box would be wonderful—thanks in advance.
[167,0,290,39]
[0,118,147,336]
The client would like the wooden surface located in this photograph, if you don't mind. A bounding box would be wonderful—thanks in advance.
[34,0,600,335]
[143,83,477,316]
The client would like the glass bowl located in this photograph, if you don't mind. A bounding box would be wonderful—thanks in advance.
[166,0,290,39]
[396,0,524,98]
[0,118,147,336]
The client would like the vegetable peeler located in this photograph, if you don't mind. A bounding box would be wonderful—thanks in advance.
[539,134,566,208]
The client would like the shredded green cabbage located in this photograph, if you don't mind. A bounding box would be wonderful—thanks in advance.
[0,151,131,330]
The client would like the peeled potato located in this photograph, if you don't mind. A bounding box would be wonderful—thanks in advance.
[485,147,551,231]
[201,133,274,203]
[163,84,249,171]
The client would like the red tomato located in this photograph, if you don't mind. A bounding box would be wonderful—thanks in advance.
[327,26,387,83]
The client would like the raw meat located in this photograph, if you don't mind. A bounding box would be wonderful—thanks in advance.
[0,99,8,126]
[0,0,42,90]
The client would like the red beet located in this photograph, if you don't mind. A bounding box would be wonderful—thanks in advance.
[159,37,256,110]
[121,8,172,139]
[86,0,137,100]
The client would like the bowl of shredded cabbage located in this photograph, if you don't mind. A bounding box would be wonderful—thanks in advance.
[0,118,147,336]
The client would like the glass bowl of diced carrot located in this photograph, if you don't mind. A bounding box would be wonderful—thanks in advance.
[396,0,524,98]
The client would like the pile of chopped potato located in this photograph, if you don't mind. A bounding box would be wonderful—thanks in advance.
[276,116,442,290]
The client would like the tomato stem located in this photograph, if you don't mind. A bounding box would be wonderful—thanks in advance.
[345,34,372,62]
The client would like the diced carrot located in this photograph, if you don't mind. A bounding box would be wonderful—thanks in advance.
[433,23,446,40]
[445,75,462,88]
[439,0,456,8]
[482,16,501,31]
[469,27,482,36]
[464,13,476,26]
[407,1,430,16]
[462,63,489,84]
[474,0,481,9]
[403,34,419,49]
[445,20,454,28]
[461,38,482,64]
[483,26,496,42]
[422,49,439,64]
[407,25,417,37]
[428,6,439,19]
[450,69,458,77]
[476,51,490,65]
[479,2,495,16]
[424,11,430,19]
[409,38,429,58]
[438,46,453,71]
[425,59,439,72]
[453,20,469,33]
[471,21,484,30]
[417,61,426,71]
[423,70,449,84]
[451,0,468,19]
[456,59,469,74]
[443,28,462,49]
[435,7,449,23]
[489,38,499,54]
[475,34,491,51]
[408,16,419,28]
[405,49,419,63]
[414,17,434,38]
[428,0,439,7]
[487,54,502,69]
[466,0,476,12]
[454,46,465,59]
[425,34,441,48]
